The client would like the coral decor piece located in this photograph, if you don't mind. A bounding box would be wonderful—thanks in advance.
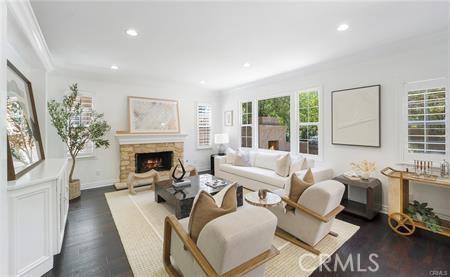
[351,160,376,180]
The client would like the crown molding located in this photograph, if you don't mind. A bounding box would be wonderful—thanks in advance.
[7,0,54,71]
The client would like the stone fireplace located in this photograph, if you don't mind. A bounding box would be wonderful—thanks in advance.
[117,133,187,183]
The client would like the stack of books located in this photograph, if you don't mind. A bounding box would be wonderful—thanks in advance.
[173,179,191,188]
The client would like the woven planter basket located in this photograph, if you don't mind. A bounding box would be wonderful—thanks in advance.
[69,179,81,200]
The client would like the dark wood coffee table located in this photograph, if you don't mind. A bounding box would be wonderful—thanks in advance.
[154,174,243,219]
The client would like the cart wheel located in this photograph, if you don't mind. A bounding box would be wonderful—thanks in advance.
[388,212,416,236]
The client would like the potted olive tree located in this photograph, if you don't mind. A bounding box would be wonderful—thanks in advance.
[48,83,111,199]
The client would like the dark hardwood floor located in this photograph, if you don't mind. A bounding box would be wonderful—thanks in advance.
[46,186,449,277]
[44,186,132,277]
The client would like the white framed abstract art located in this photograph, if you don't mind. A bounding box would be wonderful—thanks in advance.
[224,110,233,126]
[128,96,180,133]
[332,85,381,147]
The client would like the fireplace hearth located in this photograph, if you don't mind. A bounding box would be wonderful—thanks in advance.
[135,151,173,173]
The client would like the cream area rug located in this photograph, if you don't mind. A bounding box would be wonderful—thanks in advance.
[105,187,359,277]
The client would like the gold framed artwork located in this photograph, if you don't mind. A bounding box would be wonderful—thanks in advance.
[128,96,180,133]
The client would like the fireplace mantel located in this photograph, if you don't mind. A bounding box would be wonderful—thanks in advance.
[115,132,188,145]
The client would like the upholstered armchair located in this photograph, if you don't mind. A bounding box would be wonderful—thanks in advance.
[163,206,279,276]
[268,180,345,254]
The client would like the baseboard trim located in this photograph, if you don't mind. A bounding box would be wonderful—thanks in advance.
[81,179,119,190]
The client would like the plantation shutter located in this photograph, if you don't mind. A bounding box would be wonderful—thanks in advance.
[197,103,212,148]
[71,95,94,156]
[407,80,446,155]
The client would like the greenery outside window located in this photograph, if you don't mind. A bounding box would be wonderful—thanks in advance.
[299,90,319,155]
[258,96,290,151]
[241,101,252,148]
[406,80,447,159]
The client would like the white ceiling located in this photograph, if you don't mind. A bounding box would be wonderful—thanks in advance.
[31,1,449,90]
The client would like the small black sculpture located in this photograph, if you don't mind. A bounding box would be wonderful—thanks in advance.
[172,159,186,182]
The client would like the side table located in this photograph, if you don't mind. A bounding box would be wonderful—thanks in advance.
[244,191,281,207]
[333,175,382,220]
[210,153,225,176]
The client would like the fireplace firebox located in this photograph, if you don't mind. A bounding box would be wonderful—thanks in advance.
[135,151,173,173]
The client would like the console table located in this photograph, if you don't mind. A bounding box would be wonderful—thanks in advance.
[7,159,69,276]
[333,175,382,220]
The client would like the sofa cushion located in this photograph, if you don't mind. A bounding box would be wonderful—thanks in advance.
[253,152,281,171]
[289,155,305,175]
[219,164,287,188]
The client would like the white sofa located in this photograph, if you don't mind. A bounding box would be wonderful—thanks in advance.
[215,150,333,191]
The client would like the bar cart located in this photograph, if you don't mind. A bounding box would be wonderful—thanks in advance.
[381,167,450,237]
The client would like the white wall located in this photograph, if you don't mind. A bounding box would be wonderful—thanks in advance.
[220,30,450,217]
[46,71,221,188]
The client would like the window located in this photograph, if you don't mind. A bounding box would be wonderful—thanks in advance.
[70,94,94,156]
[197,103,212,148]
[407,81,447,157]
[299,89,319,155]
[241,101,253,148]
[258,96,290,151]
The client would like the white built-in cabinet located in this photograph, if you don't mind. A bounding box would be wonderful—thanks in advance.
[7,159,69,276]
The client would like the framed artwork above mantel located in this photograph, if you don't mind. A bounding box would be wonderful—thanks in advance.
[128,96,181,134]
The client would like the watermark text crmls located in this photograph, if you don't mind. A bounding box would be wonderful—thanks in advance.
[298,253,379,273]
[430,270,448,276]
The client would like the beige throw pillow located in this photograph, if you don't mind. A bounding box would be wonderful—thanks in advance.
[188,184,237,243]
[275,154,291,177]
[286,168,315,212]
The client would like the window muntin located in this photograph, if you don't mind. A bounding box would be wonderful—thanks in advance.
[241,101,252,148]
[299,90,319,155]
[407,87,446,155]
[197,103,212,148]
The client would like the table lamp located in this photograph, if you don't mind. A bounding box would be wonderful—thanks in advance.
[214,133,229,155]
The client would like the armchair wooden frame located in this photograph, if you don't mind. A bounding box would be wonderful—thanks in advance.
[275,196,345,255]
[163,215,280,277]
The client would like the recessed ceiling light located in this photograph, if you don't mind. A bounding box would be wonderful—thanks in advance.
[200,80,206,85]
[125,28,138,37]
[337,24,349,32]
[111,65,119,70]
[243,62,251,68]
